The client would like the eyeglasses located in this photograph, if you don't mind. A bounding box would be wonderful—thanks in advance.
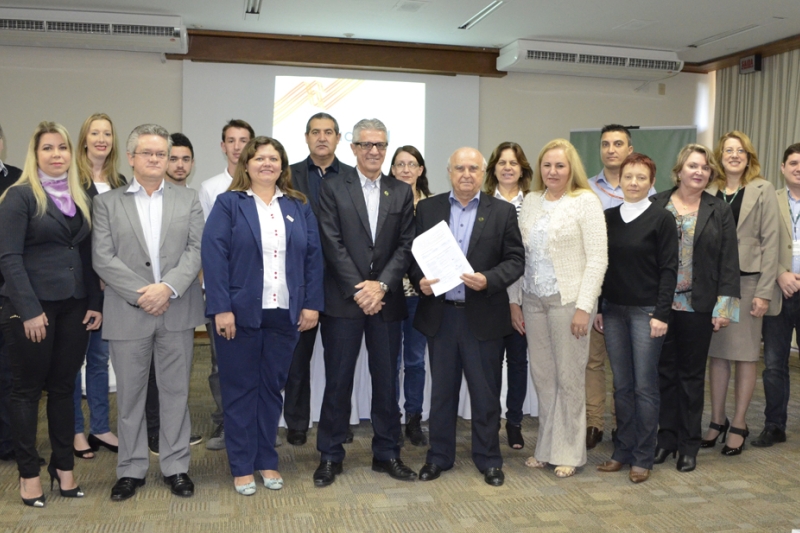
[353,142,388,152]
[393,162,419,170]
[134,151,168,160]
[169,156,193,164]
[724,148,746,156]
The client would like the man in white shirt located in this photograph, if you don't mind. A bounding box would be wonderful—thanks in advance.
[93,124,205,501]
[198,119,255,451]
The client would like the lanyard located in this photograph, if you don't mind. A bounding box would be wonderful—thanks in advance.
[599,185,623,201]
[721,186,741,204]
[789,195,800,240]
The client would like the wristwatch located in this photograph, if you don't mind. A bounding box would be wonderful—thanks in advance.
[378,281,389,293]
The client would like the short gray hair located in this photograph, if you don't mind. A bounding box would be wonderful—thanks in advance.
[127,124,171,154]
[352,118,387,142]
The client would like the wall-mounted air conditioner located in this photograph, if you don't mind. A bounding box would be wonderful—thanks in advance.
[0,8,187,54]
[497,40,683,81]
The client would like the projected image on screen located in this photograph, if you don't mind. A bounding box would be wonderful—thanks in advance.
[273,76,425,173]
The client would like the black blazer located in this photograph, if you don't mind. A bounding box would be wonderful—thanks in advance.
[290,157,354,219]
[317,168,414,321]
[651,188,740,312]
[410,192,524,341]
[0,183,101,320]
[0,164,22,197]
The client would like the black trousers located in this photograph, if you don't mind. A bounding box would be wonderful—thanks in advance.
[426,305,504,472]
[283,325,318,432]
[317,314,401,463]
[0,297,89,478]
[656,310,713,457]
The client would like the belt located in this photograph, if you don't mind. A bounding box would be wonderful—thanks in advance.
[443,300,466,308]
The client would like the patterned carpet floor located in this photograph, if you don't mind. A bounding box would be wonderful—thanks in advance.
[1,341,799,532]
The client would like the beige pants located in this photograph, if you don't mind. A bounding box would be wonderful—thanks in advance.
[525,292,591,467]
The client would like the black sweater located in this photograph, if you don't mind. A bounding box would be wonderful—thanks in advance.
[601,204,679,322]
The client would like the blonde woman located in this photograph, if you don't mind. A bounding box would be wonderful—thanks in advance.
[0,122,102,506]
[701,132,779,455]
[72,113,124,459]
[511,139,607,478]
[651,144,739,473]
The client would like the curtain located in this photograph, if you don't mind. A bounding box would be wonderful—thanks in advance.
[715,49,800,187]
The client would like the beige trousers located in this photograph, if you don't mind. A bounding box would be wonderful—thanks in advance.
[524,292,591,467]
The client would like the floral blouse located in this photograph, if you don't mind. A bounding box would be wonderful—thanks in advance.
[666,200,739,321]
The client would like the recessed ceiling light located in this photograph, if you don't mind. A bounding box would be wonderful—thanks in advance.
[612,19,654,31]
[395,0,429,13]
[458,1,504,30]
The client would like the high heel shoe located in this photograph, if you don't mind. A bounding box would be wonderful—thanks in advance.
[234,480,256,496]
[20,478,45,508]
[260,471,284,490]
[653,448,676,464]
[700,418,730,448]
[88,434,118,453]
[676,454,696,472]
[47,464,84,498]
[721,425,749,456]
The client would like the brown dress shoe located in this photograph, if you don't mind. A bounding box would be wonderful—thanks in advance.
[629,469,650,483]
[596,460,624,472]
[586,427,603,449]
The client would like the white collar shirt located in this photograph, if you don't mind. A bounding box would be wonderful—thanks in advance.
[357,168,381,242]
[126,177,176,296]
[247,188,289,309]
[199,168,234,221]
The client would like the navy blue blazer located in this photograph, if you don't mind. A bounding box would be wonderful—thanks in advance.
[201,190,324,328]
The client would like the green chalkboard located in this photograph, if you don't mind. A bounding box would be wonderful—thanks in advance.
[570,127,697,193]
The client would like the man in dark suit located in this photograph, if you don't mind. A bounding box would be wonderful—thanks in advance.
[411,147,524,487]
[313,118,416,486]
[0,122,22,462]
[284,113,353,446]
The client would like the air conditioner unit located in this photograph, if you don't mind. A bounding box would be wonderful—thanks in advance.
[497,40,683,81]
[0,8,187,54]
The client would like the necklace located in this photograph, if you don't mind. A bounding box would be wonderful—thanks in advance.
[721,185,742,204]
[544,188,565,202]
[673,191,700,213]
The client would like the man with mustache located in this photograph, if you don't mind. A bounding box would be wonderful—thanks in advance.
[284,113,353,446]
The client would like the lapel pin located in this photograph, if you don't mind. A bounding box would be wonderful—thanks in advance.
[286,215,294,222]
[384,190,389,196]
[478,217,485,222]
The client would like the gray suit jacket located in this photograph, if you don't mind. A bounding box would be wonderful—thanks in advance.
[92,179,206,340]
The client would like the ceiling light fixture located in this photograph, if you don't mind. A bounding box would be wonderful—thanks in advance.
[688,24,759,48]
[244,0,262,20]
[458,1,504,30]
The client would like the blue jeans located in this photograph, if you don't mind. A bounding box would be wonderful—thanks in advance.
[397,296,427,415]
[603,302,664,469]
[74,328,111,435]
[761,292,800,431]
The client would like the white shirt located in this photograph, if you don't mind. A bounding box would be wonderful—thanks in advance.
[357,168,381,241]
[94,181,112,195]
[494,188,524,217]
[199,169,233,221]
[248,188,289,309]
[126,177,177,297]
[620,197,652,223]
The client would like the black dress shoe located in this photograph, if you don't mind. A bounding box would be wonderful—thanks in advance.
[372,457,417,481]
[653,448,676,464]
[287,429,308,446]
[483,467,505,486]
[676,454,696,472]
[164,473,194,497]
[418,463,443,481]
[110,477,145,501]
[751,427,786,448]
[148,435,159,456]
[586,426,603,449]
[405,414,428,447]
[344,428,354,444]
[313,460,343,487]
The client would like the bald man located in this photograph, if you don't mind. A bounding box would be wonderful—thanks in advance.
[410,147,524,486]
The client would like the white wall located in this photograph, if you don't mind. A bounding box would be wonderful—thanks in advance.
[0,46,182,174]
[0,45,715,185]
[479,71,716,166]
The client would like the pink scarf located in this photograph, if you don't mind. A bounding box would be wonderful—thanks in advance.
[38,169,76,217]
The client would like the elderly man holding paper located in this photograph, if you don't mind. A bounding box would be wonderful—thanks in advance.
[410,146,524,486]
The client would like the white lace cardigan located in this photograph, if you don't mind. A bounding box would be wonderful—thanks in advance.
[508,189,608,313]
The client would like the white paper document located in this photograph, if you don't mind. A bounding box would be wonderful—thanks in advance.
[411,220,474,297]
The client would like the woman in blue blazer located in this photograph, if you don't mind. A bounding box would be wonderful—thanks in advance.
[202,137,324,496]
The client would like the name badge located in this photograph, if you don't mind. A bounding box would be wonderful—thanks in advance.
[286,215,294,222]
[793,240,800,256]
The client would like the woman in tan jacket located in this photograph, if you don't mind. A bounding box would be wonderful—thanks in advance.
[702,131,780,455]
